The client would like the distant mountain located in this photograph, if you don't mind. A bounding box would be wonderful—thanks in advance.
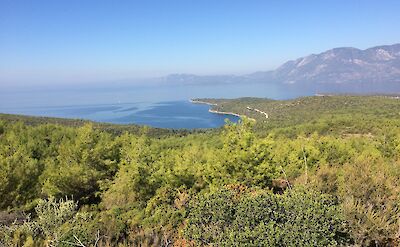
[269,44,400,85]
[165,43,400,94]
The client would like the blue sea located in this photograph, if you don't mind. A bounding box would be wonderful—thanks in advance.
[0,100,239,129]
[0,82,309,129]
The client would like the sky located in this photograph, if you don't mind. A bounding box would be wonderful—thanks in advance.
[1,0,400,87]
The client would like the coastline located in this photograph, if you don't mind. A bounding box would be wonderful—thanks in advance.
[208,109,242,118]
[190,99,254,121]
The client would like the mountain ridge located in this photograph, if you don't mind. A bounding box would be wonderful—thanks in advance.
[269,43,400,85]
[166,43,400,94]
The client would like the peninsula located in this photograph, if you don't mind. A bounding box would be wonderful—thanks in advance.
[190,98,245,119]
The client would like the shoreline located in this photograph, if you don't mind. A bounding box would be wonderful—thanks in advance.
[208,109,242,118]
[190,99,255,121]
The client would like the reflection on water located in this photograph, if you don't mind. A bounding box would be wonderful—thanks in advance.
[0,100,239,129]
[0,82,309,128]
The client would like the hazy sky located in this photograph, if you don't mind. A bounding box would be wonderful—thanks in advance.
[1,0,400,86]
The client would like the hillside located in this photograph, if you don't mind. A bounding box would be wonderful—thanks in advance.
[1,96,400,246]
[268,44,400,85]
[0,113,202,137]
[195,95,400,136]
[166,44,400,94]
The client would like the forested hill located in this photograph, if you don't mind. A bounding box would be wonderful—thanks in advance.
[194,95,400,136]
[0,113,200,137]
[1,95,400,246]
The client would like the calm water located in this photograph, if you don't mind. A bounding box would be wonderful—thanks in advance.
[0,100,239,129]
[0,82,309,128]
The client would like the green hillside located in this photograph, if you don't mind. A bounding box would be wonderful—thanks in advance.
[1,96,400,246]
[195,95,400,137]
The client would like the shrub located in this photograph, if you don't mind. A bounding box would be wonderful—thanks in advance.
[339,159,400,246]
[184,186,349,246]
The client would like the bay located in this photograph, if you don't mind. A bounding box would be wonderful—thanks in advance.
[0,82,309,128]
[0,100,240,129]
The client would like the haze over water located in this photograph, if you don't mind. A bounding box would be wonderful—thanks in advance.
[0,82,307,128]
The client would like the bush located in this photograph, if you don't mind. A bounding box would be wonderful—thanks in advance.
[0,197,102,247]
[184,186,349,246]
[339,159,400,246]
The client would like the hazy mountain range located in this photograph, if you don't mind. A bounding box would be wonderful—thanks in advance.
[165,43,400,94]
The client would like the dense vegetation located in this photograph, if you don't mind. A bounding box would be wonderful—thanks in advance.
[1,95,400,246]
[196,95,400,137]
[0,113,200,137]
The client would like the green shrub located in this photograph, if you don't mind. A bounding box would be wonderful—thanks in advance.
[184,186,349,246]
[339,159,400,246]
